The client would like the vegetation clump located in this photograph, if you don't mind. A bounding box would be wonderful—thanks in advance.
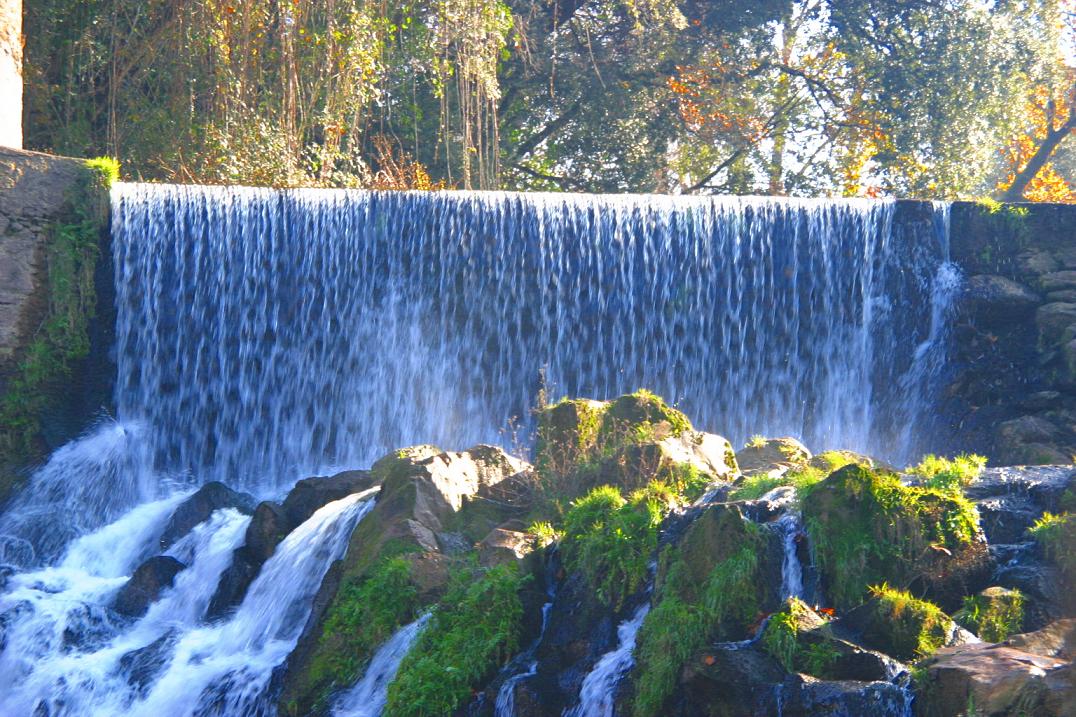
[631,506,766,717]
[1029,511,1076,581]
[907,453,987,493]
[860,585,952,661]
[385,563,527,717]
[0,158,114,502]
[954,587,1024,643]
[801,463,983,609]
[760,598,840,678]
[561,483,675,610]
[306,557,419,699]
[729,450,863,502]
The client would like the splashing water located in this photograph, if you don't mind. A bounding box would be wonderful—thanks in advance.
[564,603,651,717]
[111,186,957,495]
[333,613,431,717]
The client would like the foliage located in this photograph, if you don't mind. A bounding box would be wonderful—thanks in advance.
[955,589,1024,643]
[866,584,951,660]
[802,464,981,609]
[385,563,526,717]
[309,557,419,696]
[907,453,987,493]
[1030,511,1076,579]
[527,520,560,548]
[0,162,108,496]
[85,157,121,187]
[760,598,839,677]
[560,484,670,609]
[632,511,764,717]
[729,464,824,501]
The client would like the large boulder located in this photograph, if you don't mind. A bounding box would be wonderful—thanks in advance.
[914,641,1073,716]
[995,416,1069,465]
[964,465,1076,544]
[1036,302,1076,347]
[277,443,531,716]
[802,464,989,611]
[837,588,974,663]
[158,482,255,550]
[735,436,812,477]
[112,555,185,617]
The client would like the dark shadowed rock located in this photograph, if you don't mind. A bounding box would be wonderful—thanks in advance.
[159,482,256,550]
[961,275,1041,323]
[112,556,185,617]
[1037,302,1076,346]
[118,629,179,695]
[61,603,125,652]
[279,470,375,529]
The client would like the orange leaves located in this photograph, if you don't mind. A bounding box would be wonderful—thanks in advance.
[996,75,1076,203]
[666,65,765,141]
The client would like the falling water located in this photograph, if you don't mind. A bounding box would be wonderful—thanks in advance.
[775,512,804,602]
[333,613,431,717]
[110,185,957,494]
[494,599,554,716]
[563,603,651,717]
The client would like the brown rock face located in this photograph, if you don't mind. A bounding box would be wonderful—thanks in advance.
[112,556,186,617]
[915,639,1073,717]
[735,436,812,477]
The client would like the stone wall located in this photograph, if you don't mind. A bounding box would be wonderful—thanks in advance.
[0,0,20,148]
[946,201,1076,465]
[0,148,113,505]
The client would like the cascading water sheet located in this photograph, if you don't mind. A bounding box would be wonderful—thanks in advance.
[111,185,958,495]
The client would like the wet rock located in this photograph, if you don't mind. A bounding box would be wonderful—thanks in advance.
[61,603,124,652]
[735,436,812,477]
[1036,302,1076,346]
[159,482,256,550]
[914,642,1073,717]
[962,275,1041,322]
[279,469,375,529]
[208,470,375,618]
[435,531,471,555]
[112,556,185,617]
[966,465,1076,544]
[1041,271,1076,293]
[118,629,179,695]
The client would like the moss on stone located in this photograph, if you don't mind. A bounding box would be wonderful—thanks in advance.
[1029,511,1076,582]
[861,585,952,661]
[955,587,1024,642]
[632,506,766,717]
[907,453,987,493]
[385,562,527,717]
[801,463,983,610]
[0,158,114,504]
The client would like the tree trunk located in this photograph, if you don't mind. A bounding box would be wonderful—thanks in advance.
[1000,85,1076,202]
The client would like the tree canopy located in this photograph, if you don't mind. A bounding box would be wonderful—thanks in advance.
[23,0,1076,198]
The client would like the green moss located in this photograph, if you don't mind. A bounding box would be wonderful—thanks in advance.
[85,156,121,187]
[632,507,765,717]
[385,563,526,717]
[0,160,112,500]
[1029,511,1076,579]
[801,464,981,609]
[729,464,826,501]
[597,389,692,446]
[759,598,840,678]
[955,588,1023,642]
[305,557,419,699]
[907,453,987,493]
[865,584,951,660]
[561,483,671,610]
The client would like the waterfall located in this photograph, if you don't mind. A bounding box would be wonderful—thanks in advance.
[775,512,804,602]
[0,489,375,716]
[110,185,956,495]
[563,603,650,717]
[333,613,430,717]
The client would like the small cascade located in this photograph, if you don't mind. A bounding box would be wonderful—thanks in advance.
[0,498,246,715]
[0,488,376,716]
[493,599,554,716]
[333,613,431,717]
[563,603,650,717]
[775,512,804,602]
[0,420,161,567]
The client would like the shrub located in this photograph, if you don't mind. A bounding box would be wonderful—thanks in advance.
[1030,511,1075,579]
[907,453,987,493]
[867,584,951,660]
[386,563,526,717]
[955,588,1023,642]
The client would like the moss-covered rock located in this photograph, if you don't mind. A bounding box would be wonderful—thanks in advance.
[631,504,770,717]
[736,436,812,477]
[801,464,988,610]
[955,587,1025,643]
[276,444,530,716]
[534,391,736,507]
[841,586,960,662]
